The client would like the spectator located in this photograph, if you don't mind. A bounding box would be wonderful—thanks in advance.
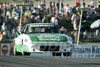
[60,0,64,11]
[97,0,100,8]
[73,17,78,31]
[95,29,100,36]
[24,16,30,24]
[60,26,67,34]
[71,13,77,24]
[90,0,96,8]
[38,1,41,14]
[55,16,58,26]
[52,1,55,9]
[64,4,70,17]
[74,30,78,42]
[0,3,2,17]
[49,1,52,13]
[82,0,86,8]
[0,32,3,41]
[75,0,80,7]
[12,27,20,38]
[56,0,60,16]
[42,16,47,23]
[27,1,33,10]
[83,30,88,38]
[6,3,10,10]
[50,15,56,25]
[30,15,35,23]
[1,22,7,31]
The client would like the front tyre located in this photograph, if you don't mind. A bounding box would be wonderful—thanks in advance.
[13,45,22,56]
[63,52,71,56]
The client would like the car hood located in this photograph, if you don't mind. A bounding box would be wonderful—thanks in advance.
[27,33,68,42]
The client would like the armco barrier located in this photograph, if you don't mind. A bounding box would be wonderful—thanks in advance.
[72,44,100,56]
[1,43,100,56]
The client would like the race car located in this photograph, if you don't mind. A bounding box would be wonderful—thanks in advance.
[14,23,73,56]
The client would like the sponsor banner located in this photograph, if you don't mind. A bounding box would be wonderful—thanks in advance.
[1,44,10,56]
[72,45,100,56]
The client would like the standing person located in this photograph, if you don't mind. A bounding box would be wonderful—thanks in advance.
[56,0,60,16]
[50,15,56,25]
[47,14,52,23]
[64,4,70,17]
[6,3,10,10]
[3,1,7,17]
[82,0,86,8]
[97,0,100,9]
[12,27,20,38]
[0,3,2,17]
[42,16,47,23]
[1,22,8,41]
[60,0,64,11]
[38,1,41,14]
[43,0,46,10]
[52,1,55,9]
[30,15,35,23]
[71,13,77,24]
[55,16,58,26]
[27,1,33,11]
[52,1,56,15]
[0,32,3,41]
[71,13,78,30]
[1,22,7,31]
[75,0,80,7]
[90,0,96,8]
[24,16,30,24]
[51,15,58,26]
[83,30,88,38]
[49,1,52,13]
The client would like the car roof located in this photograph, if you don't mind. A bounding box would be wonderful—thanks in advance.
[27,23,55,27]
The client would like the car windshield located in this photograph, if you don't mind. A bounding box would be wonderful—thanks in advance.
[25,27,59,34]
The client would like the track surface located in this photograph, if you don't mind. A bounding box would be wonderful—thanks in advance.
[0,56,100,67]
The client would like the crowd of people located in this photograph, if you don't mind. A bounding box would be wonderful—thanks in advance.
[0,0,100,42]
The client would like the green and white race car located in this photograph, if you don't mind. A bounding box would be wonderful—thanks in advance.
[14,23,73,56]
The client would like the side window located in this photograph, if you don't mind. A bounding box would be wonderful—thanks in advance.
[25,26,29,33]
[22,26,26,33]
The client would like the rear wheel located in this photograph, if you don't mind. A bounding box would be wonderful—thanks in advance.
[63,52,71,56]
[52,52,61,56]
[24,52,30,56]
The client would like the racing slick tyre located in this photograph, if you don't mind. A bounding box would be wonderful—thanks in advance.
[13,45,22,56]
[52,52,61,56]
[24,52,30,56]
[63,52,71,56]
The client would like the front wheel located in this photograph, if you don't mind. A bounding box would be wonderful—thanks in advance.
[24,52,30,56]
[52,52,62,56]
[13,46,22,56]
[63,52,71,56]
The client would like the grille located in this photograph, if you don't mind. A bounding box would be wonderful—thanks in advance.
[40,46,60,51]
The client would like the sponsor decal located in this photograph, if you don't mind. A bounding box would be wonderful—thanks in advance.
[37,34,61,41]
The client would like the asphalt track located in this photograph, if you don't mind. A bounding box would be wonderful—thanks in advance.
[0,56,100,67]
